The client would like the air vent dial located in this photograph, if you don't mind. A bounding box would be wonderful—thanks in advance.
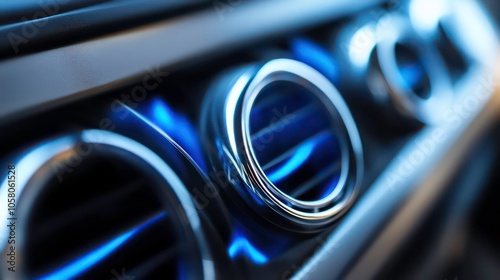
[202,59,363,232]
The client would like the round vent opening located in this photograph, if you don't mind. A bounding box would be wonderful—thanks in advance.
[394,43,431,100]
[367,15,454,125]
[203,59,363,232]
[336,13,454,125]
[408,0,497,68]
[1,131,212,280]
[249,80,343,202]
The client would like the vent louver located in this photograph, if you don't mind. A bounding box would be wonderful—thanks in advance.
[202,59,363,232]
[249,81,343,202]
[332,13,454,125]
[0,130,212,280]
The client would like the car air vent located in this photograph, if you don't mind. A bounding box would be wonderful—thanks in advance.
[249,80,343,202]
[0,130,213,280]
[333,13,454,125]
[407,0,498,67]
[202,59,363,232]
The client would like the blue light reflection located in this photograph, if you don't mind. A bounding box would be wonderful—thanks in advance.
[37,213,166,280]
[148,98,207,172]
[152,99,176,129]
[266,133,330,183]
[398,63,424,90]
[291,37,339,83]
[228,231,268,265]
[267,141,314,183]
[320,174,340,200]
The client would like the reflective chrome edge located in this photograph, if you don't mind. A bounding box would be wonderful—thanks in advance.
[293,65,500,279]
[373,15,454,124]
[407,0,499,68]
[336,12,454,125]
[203,59,363,231]
[0,130,215,280]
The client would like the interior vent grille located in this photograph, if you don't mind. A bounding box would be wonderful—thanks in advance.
[203,59,363,232]
[333,13,453,125]
[1,130,211,280]
[249,80,343,202]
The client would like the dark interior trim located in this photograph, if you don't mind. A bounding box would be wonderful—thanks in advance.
[293,67,500,279]
[0,0,383,125]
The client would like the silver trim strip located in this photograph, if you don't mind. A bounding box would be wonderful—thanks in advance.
[0,130,215,280]
[293,65,500,279]
[0,0,384,124]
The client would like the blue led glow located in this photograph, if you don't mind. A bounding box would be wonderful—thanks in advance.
[152,98,176,130]
[320,174,340,200]
[266,133,331,183]
[291,37,339,83]
[398,63,424,90]
[37,213,166,280]
[148,98,207,172]
[228,232,268,265]
[267,141,314,183]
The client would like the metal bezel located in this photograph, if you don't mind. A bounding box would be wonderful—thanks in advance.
[0,130,214,280]
[407,0,498,68]
[335,12,454,125]
[211,59,363,231]
[370,15,454,124]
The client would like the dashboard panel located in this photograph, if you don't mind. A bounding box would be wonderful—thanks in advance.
[1,0,500,279]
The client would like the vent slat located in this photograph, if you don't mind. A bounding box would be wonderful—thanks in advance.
[259,129,341,197]
[129,246,179,277]
[261,130,328,172]
[251,102,316,141]
[249,80,343,202]
[250,84,312,134]
[25,152,183,279]
[251,103,331,165]
[289,161,341,199]
[32,179,146,241]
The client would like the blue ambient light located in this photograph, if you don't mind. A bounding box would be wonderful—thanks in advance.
[395,44,431,99]
[228,231,268,265]
[319,174,340,200]
[37,213,166,280]
[149,98,207,171]
[152,98,176,129]
[398,62,425,90]
[249,80,343,202]
[291,37,339,83]
[266,138,315,183]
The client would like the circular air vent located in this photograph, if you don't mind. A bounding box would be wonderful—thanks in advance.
[334,13,453,125]
[248,80,344,202]
[202,59,363,232]
[407,0,498,67]
[0,130,213,280]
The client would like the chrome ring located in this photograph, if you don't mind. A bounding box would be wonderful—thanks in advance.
[203,59,363,231]
[371,15,454,124]
[0,130,214,280]
[334,13,454,125]
[407,0,498,68]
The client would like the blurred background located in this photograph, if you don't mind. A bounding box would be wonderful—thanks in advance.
[0,1,499,279]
